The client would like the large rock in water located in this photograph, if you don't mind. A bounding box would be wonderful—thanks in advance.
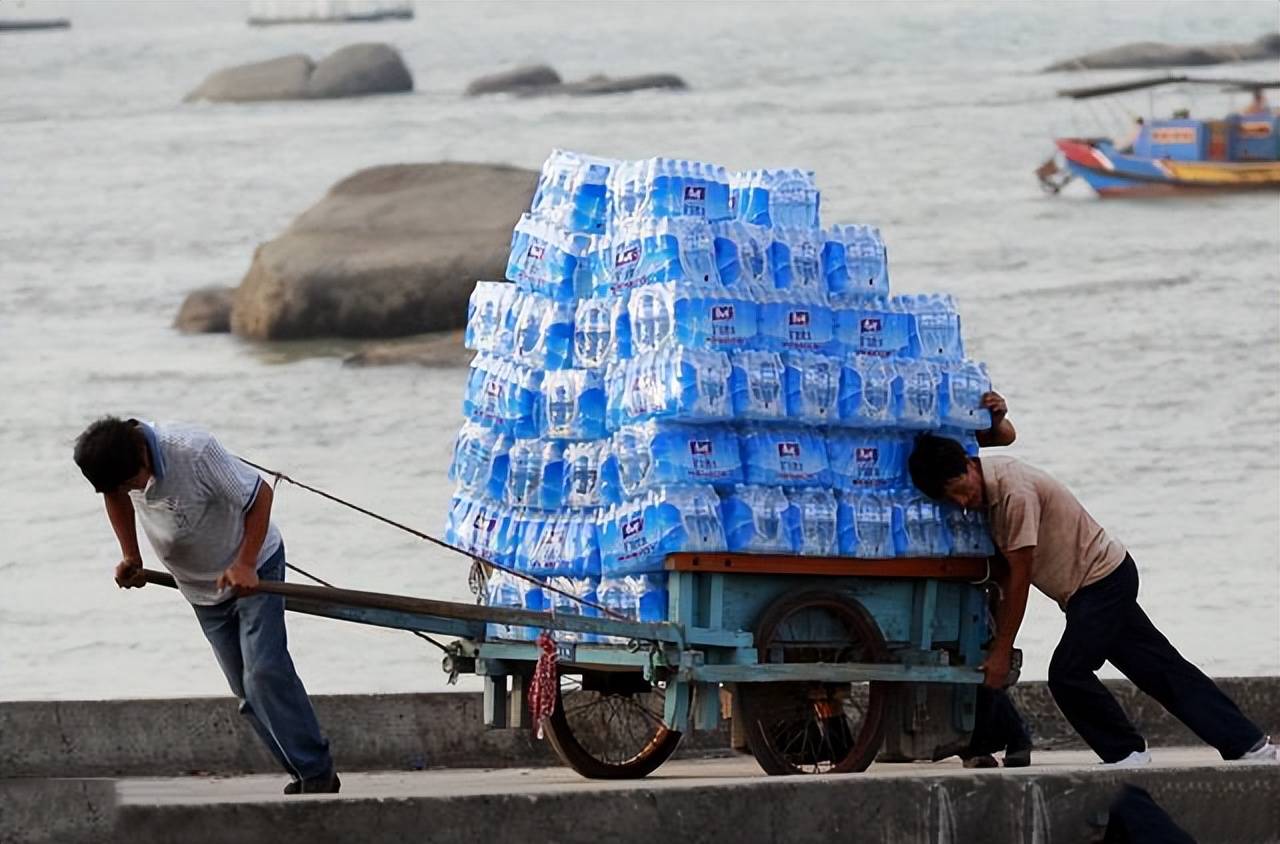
[185,43,411,102]
[230,163,537,340]
[184,55,314,103]
[465,64,687,97]
[306,43,413,98]
[174,286,235,333]
[1044,32,1280,71]
[465,64,561,96]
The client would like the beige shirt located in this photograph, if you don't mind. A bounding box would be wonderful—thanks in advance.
[981,456,1127,609]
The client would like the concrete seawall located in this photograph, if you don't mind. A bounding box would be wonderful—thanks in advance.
[4,678,1278,778]
[4,679,1278,843]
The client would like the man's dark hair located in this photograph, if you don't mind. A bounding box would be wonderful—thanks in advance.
[74,417,144,493]
[908,433,971,501]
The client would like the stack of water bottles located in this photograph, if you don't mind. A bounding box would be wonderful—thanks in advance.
[446,149,996,641]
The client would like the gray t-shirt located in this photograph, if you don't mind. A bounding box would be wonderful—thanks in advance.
[129,421,282,605]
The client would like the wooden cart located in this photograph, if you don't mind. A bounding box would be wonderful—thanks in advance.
[146,552,1006,778]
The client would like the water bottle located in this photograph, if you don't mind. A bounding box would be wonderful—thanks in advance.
[511,291,574,370]
[449,422,511,501]
[485,570,526,640]
[898,293,964,360]
[593,218,719,298]
[505,362,543,438]
[730,169,820,229]
[541,369,607,440]
[722,485,797,553]
[769,228,826,294]
[611,158,731,221]
[517,575,548,641]
[630,573,670,622]
[597,575,638,640]
[939,360,993,431]
[605,422,742,496]
[944,507,995,557]
[444,494,473,548]
[835,301,915,358]
[712,221,773,293]
[894,491,950,557]
[702,285,760,351]
[462,353,500,427]
[506,213,593,302]
[563,440,608,508]
[788,487,838,556]
[824,224,890,300]
[628,283,676,352]
[574,297,615,368]
[619,348,733,425]
[602,424,653,501]
[837,490,895,558]
[599,497,662,575]
[650,485,726,553]
[741,426,832,487]
[505,439,565,509]
[730,350,786,421]
[757,287,836,354]
[653,422,743,488]
[783,352,840,425]
[452,498,514,567]
[827,431,905,490]
[531,149,616,233]
[547,575,602,643]
[465,281,517,354]
[526,511,570,579]
[838,354,899,427]
[896,358,942,430]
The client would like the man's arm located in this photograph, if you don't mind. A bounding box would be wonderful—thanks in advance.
[217,481,272,594]
[982,545,1034,688]
[976,390,1017,448]
[104,490,146,588]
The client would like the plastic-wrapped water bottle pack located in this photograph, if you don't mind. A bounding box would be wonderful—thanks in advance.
[447,149,998,639]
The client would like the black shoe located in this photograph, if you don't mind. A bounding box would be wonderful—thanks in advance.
[962,754,999,769]
[284,771,341,795]
[1003,746,1032,768]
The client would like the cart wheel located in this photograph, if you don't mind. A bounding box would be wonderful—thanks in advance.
[542,669,682,779]
[737,589,889,775]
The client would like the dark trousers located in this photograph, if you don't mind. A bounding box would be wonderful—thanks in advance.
[965,686,1032,758]
[1048,555,1262,763]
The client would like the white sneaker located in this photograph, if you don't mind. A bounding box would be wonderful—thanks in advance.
[1238,738,1279,763]
[1102,750,1152,768]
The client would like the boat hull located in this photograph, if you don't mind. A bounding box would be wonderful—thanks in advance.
[1055,139,1280,197]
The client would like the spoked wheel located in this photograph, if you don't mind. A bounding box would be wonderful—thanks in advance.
[542,668,682,779]
[737,589,889,775]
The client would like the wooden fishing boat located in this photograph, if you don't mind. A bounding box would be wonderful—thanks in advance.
[1038,76,1280,197]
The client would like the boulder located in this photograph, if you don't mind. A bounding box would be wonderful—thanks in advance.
[1044,32,1280,71]
[230,162,537,340]
[183,54,314,103]
[559,73,687,96]
[344,330,470,368]
[185,44,411,103]
[306,43,413,99]
[173,286,235,333]
[465,64,561,96]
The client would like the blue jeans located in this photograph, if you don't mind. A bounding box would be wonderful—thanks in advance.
[193,544,333,780]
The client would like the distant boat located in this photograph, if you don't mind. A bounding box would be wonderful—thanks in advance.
[0,18,70,31]
[247,0,413,26]
[1037,75,1280,197]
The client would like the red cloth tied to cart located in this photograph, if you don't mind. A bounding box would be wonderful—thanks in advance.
[529,630,558,738]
